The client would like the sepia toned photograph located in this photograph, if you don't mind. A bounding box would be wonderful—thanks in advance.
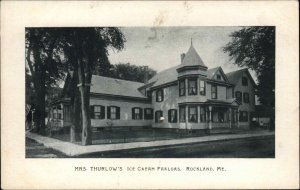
[25,26,275,158]
[2,1,299,189]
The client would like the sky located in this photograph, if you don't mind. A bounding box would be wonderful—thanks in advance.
[107,26,256,80]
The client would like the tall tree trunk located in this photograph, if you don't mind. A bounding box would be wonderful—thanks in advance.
[70,70,81,142]
[77,64,92,145]
[31,43,46,135]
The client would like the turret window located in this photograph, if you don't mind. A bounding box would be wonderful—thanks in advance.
[188,78,197,95]
[188,106,198,123]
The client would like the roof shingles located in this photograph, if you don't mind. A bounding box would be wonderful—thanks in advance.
[90,75,146,98]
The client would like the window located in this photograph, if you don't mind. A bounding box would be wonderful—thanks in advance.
[235,91,242,102]
[239,111,248,122]
[179,79,185,96]
[242,77,248,86]
[199,80,206,95]
[200,107,206,122]
[107,106,120,120]
[168,109,178,123]
[155,111,163,123]
[211,85,217,99]
[216,74,221,80]
[243,92,249,103]
[144,108,153,120]
[179,106,186,122]
[90,105,105,119]
[132,107,143,120]
[188,78,197,95]
[188,106,198,123]
[156,89,164,102]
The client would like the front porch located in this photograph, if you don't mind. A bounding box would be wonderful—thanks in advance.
[48,98,71,130]
[179,99,240,132]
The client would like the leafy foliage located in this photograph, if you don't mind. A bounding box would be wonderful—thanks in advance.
[223,26,275,128]
[94,62,157,83]
[223,27,275,107]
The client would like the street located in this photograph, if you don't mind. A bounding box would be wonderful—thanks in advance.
[78,135,275,158]
[26,135,274,158]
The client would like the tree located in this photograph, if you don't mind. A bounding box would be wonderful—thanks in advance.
[25,28,65,134]
[94,62,157,83]
[59,28,125,145]
[223,26,275,129]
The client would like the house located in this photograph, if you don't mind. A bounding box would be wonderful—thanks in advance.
[48,42,256,133]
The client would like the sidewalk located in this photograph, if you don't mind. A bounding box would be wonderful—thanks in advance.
[26,130,274,157]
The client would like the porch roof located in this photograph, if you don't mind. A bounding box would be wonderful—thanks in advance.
[205,98,240,106]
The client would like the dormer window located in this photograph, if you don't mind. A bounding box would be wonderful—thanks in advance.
[216,74,221,80]
[156,89,164,102]
[242,77,248,86]
[179,79,185,96]
[188,78,197,95]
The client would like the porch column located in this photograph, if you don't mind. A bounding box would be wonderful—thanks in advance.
[229,107,232,129]
[208,106,212,130]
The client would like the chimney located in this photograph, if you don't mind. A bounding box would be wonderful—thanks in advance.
[144,66,149,84]
[181,53,185,64]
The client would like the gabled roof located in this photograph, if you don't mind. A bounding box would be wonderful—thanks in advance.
[90,75,147,98]
[181,44,207,68]
[226,68,256,87]
[147,65,180,88]
[207,66,230,83]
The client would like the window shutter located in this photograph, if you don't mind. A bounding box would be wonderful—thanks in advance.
[100,106,105,119]
[150,109,153,119]
[90,105,94,119]
[139,108,143,119]
[107,106,111,119]
[155,112,158,122]
[175,110,178,122]
[116,107,120,119]
[168,110,171,122]
[132,108,135,119]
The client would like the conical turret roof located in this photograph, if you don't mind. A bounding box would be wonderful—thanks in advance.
[181,43,207,68]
